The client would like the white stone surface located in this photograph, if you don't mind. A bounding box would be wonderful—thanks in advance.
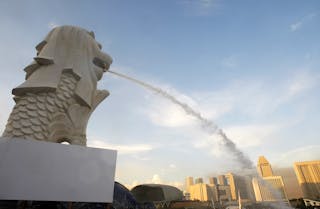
[2,26,113,145]
[0,137,117,202]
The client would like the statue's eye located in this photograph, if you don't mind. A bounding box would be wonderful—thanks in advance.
[88,31,95,39]
[35,40,47,55]
[97,42,102,50]
[93,57,106,69]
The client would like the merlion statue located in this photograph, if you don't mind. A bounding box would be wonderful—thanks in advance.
[2,25,112,146]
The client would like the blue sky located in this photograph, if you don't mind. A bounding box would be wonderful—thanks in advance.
[0,0,319,189]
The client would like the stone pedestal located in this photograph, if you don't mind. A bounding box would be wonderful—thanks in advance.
[0,138,117,203]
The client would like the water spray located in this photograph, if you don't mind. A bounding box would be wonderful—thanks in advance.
[108,70,294,209]
[107,70,253,169]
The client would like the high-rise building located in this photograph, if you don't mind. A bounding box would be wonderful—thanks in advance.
[225,173,236,200]
[294,160,320,200]
[209,177,218,185]
[215,185,232,202]
[257,156,274,177]
[195,177,204,184]
[189,183,215,201]
[187,174,253,203]
[252,176,288,202]
[253,156,289,203]
[185,176,194,193]
[218,175,227,186]
[187,176,233,203]
[224,173,255,201]
[274,167,303,199]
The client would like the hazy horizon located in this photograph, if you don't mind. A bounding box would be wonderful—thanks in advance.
[0,0,319,189]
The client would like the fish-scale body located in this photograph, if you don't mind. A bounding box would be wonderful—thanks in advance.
[2,72,81,144]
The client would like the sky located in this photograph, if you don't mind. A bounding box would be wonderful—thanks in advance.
[0,0,319,190]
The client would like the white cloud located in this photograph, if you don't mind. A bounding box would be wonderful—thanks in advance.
[197,70,319,118]
[193,134,223,156]
[221,56,237,68]
[120,68,320,168]
[287,70,319,96]
[124,176,183,190]
[150,174,183,190]
[48,21,59,29]
[275,145,320,167]
[102,67,319,183]
[144,98,196,128]
[88,139,154,155]
[224,124,281,148]
[111,67,319,134]
[290,13,317,32]
[199,0,215,8]
[169,164,177,169]
[182,0,216,8]
[142,83,199,128]
[180,0,219,16]
[151,174,162,184]
[290,22,302,32]
[132,155,151,161]
[124,180,139,190]
[169,181,184,190]
[192,81,272,118]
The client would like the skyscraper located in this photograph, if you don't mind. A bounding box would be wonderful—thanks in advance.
[274,167,303,199]
[225,173,236,200]
[218,175,227,186]
[253,156,288,203]
[294,160,320,200]
[195,178,204,184]
[209,177,218,185]
[257,156,274,177]
[185,176,194,193]
[224,173,255,201]
[252,176,288,202]
[189,183,215,201]
[187,176,233,203]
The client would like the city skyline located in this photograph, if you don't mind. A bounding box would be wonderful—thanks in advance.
[184,158,318,203]
[0,0,319,188]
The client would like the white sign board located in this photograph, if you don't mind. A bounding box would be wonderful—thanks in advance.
[0,138,117,203]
